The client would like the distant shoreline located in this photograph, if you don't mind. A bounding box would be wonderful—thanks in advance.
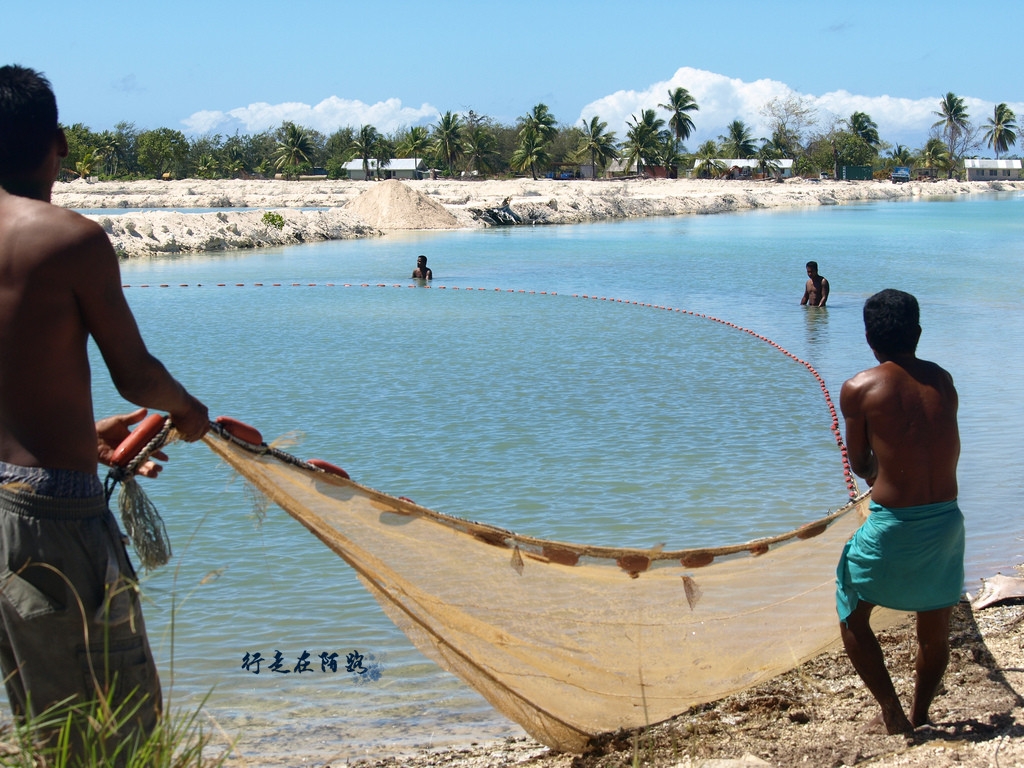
[51,177,1024,259]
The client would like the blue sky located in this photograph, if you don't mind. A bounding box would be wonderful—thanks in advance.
[4,0,1022,154]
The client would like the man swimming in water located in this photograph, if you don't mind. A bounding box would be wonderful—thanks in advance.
[836,288,964,734]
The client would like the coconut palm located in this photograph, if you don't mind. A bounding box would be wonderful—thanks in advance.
[510,127,550,180]
[464,124,499,176]
[274,122,315,173]
[658,87,699,150]
[658,135,684,178]
[719,119,757,159]
[577,116,619,178]
[398,125,430,170]
[622,109,668,176]
[754,141,781,179]
[917,137,950,174]
[933,92,969,175]
[432,111,464,177]
[74,149,98,179]
[95,131,125,177]
[847,111,881,149]
[692,140,726,178]
[372,136,395,180]
[350,124,381,180]
[886,144,913,169]
[519,103,558,146]
[984,103,1018,159]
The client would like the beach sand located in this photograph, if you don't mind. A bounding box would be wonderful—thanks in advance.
[43,177,1024,766]
[51,176,1024,260]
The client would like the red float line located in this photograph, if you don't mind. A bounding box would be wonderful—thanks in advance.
[120,281,853,497]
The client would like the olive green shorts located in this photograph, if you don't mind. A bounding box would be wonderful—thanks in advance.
[0,481,161,740]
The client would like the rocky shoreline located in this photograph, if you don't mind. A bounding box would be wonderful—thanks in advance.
[51,177,1024,260]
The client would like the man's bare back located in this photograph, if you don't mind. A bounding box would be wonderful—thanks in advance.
[837,288,964,735]
[840,356,959,508]
[0,161,206,473]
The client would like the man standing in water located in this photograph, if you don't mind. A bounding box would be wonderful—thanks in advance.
[837,288,964,734]
[800,261,829,306]
[412,254,433,280]
[0,65,209,753]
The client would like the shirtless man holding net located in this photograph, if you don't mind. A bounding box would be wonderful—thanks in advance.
[0,64,208,755]
[836,288,964,734]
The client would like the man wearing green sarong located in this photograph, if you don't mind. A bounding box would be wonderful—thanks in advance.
[837,288,964,735]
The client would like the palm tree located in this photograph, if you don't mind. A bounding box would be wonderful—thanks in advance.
[350,124,381,180]
[74,149,98,179]
[519,103,558,146]
[984,103,1018,159]
[917,137,950,175]
[577,116,619,179]
[847,111,881,149]
[754,141,781,179]
[658,135,684,178]
[95,131,124,177]
[463,124,499,176]
[719,119,757,158]
[372,136,395,180]
[658,87,699,150]
[622,109,667,176]
[510,127,550,179]
[274,122,314,173]
[432,111,464,177]
[398,125,431,171]
[886,144,913,169]
[692,140,726,178]
[932,92,969,176]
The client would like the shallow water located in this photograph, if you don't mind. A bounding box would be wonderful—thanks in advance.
[10,193,1024,763]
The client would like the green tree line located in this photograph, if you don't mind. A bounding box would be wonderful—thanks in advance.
[60,90,1018,182]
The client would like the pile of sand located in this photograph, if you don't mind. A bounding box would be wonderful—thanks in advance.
[346,179,459,230]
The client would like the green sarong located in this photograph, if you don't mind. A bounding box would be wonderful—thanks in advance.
[836,499,964,622]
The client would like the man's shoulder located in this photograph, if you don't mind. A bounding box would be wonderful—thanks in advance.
[1,198,109,255]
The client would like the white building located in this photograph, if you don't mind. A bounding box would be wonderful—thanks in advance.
[964,158,1022,181]
[715,159,795,179]
[343,158,426,181]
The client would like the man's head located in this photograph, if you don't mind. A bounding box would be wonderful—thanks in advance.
[0,65,60,179]
[806,261,819,276]
[863,289,921,356]
[417,255,428,266]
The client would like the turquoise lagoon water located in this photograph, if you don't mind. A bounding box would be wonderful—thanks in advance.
[14,193,1024,763]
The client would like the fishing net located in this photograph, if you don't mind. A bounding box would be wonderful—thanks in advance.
[202,426,901,752]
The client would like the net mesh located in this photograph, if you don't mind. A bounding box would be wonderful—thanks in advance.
[202,430,900,751]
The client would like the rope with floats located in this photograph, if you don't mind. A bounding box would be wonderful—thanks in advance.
[121,281,858,498]
[108,283,858,567]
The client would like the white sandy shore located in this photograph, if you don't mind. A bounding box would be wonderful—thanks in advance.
[51,177,1024,259]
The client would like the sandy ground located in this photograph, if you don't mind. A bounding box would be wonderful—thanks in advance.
[50,176,1024,260]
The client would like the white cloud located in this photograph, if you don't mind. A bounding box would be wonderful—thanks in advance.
[578,67,1024,151]
[182,96,439,136]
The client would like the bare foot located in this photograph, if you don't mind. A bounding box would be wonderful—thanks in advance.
[862,714,889,734]
[864,711,913,735]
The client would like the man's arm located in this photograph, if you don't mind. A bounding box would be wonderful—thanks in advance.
[800,285,809,305]
[70,222,208,441]
[819,278,830,307]
[840,375,877,485]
